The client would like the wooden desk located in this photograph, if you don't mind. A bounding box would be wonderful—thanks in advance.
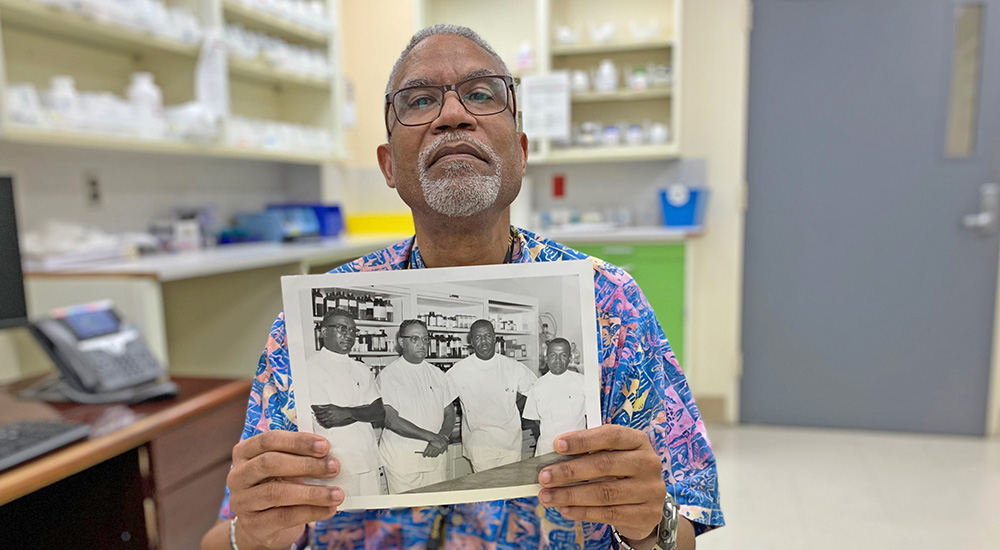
[0,377,251,549]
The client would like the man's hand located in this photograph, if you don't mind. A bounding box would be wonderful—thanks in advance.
[422,434,450,457]
[312,404,354,429]
[536,425,666,542]
[226,431,343,550]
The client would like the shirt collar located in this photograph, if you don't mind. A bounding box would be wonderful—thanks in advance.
[406,226,530,269]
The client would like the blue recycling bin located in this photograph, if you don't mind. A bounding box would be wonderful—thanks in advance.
[659,185,707,229]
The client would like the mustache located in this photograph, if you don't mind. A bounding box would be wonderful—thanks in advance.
[417,133,499,169]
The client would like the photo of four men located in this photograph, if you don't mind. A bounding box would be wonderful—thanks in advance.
[307,305,587,497]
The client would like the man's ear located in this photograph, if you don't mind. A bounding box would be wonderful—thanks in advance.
[377,143,395,189]
[518,132,529,175]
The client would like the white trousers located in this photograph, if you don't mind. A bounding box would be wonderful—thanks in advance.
[383,458,448,494]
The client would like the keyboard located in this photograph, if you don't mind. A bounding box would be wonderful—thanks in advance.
[0,421,91,472]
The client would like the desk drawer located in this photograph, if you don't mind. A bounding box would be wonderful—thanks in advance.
[158,459,230,550]
[151,394,246,493]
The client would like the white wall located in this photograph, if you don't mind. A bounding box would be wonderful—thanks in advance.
[0,143,319,233]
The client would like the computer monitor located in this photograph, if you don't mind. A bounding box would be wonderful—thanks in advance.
[0,176,28,330]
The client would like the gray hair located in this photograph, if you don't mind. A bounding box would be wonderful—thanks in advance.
[384,24,512,98]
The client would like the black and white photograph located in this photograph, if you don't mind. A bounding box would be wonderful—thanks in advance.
[282,260,601,510]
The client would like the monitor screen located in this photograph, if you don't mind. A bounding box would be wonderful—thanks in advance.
[0,176,28,330]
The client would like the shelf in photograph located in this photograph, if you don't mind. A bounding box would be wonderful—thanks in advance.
[1,125,338,165]
[228,57,331,89]
[427,357,465,363]
[349,351,397,357]
[551,38,674,56]
[496,331,531,336]
[353,320,399,327]
[221,0,329,45]
[543,143,680,164]
[427,326,472,333]
[0,0,200,57]
[572,87,672,103]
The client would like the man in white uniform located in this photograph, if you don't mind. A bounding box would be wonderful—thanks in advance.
[448,319,536,472]
[378,319,459,493]
[523,338,587,457]
[307,308,385,497]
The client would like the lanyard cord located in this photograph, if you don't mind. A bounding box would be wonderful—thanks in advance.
[408,227,517,269]
[426,505,453,550]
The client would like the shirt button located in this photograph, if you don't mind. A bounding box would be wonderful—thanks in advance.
[451,514,464,526]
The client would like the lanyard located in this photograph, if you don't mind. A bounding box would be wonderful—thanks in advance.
[426,505,453,550]
[407,227,517,269]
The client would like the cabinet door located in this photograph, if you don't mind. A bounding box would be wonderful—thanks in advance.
[570,243,685,365]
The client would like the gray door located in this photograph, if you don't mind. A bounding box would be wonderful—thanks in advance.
[741,0,1000,435]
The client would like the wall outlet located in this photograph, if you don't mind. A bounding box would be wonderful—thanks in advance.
[84,171,100,207]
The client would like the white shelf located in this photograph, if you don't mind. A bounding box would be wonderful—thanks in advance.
[354,320,399,327]
[0,0,201,57]
[496,331,531,336]
[221,0,329,45]
[228,57,331,90]
[349,351,396,357]
[1,125,338,165]
[427,326,471,333]
[572,87,672,103]
[551,38,674,56]
[539,144,680,164]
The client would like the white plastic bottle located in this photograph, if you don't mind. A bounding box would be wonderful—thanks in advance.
[127,72,165,139]
[47,76,80,129]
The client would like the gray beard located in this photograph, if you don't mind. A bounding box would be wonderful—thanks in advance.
[417,136,503,218]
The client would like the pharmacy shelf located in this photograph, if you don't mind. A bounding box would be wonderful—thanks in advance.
[0,0,200,58]
[349,352,396,357]
[353,320,399,327]
[496,331,531,336]
[551,38,674,56]
[542,143,680,164]
[221,0,329,45]
[427,357,464,363]
[1,125,338,165]
[228,57,331,89]
[427,327,472,333]
[572,87,672,103]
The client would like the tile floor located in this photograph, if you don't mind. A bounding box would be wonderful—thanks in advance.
[696,423,1000,550]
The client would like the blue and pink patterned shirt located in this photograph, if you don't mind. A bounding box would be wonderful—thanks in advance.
[219,227,724,549]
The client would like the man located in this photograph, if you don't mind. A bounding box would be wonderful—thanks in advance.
[203,24,723,550]
[377,319,458,493]
[523,338,587,457]
[306,308,385,498]
[447,319,536,472]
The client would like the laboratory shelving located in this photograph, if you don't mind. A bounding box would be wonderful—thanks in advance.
[0,0,346,165]
[417,0,682,164]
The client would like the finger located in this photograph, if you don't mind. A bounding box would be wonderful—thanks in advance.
[538,479,658,508]
[240,504,339,536]
[230,452,339,490]
[232,480,344,513]
[234,431,330,464]
[553,425,649,455]
[556,503,660,533]
[539,450,652,487]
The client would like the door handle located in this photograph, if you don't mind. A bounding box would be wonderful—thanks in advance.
[963,183,1000,236]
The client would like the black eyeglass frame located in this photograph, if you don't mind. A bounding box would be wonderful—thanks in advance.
[384,74,517,137]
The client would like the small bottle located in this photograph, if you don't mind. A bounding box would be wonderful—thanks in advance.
[323,291,335,315]
[385,299,394,322]
[312,289,324,317]
[348,292,358,318]
[127,72,165,139]
[374,298,386,322]
[571,343,581,366]
[379,330,388,352]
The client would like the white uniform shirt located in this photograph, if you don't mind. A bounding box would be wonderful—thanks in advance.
[448,354,536,468]
[522,370,587,456]
[306,349,381,474]
[377,357,459,473]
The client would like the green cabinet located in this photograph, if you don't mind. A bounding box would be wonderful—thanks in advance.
[571,243,686,365]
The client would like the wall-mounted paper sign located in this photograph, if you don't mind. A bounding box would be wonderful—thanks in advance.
[520,72,571,142]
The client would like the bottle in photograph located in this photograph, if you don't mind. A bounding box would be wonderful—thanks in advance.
[379,330,388,352]
[127,72,165,139]
[312,289,324,317]
[386,299,394,322]
[314,322,322,351]
[363,295,374,321]
[348,293,358,318]
[337,290,350,312]
[374,298,386,322]
[323,291,335,315]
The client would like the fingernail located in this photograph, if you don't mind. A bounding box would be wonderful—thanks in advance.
[539,470,551,485]
[538,489,551,504]
[330,488,343,503]
[559,507,570,515]
[555,439,569,453]
[314,440,327,453]
[327,457,338,473]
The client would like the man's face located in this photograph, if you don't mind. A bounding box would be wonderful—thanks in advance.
[377,34,528,222]
[399,324,430,363]
[546,342,571,375]
[322,314,357,355]
[470,324,496,360]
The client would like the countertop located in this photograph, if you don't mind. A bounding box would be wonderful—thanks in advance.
[539,225,702,243]
[24,235,403,282]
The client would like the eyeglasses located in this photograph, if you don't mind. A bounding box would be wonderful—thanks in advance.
[400,335,431,345]
[385,75,516,136]
[324,323,358,336]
